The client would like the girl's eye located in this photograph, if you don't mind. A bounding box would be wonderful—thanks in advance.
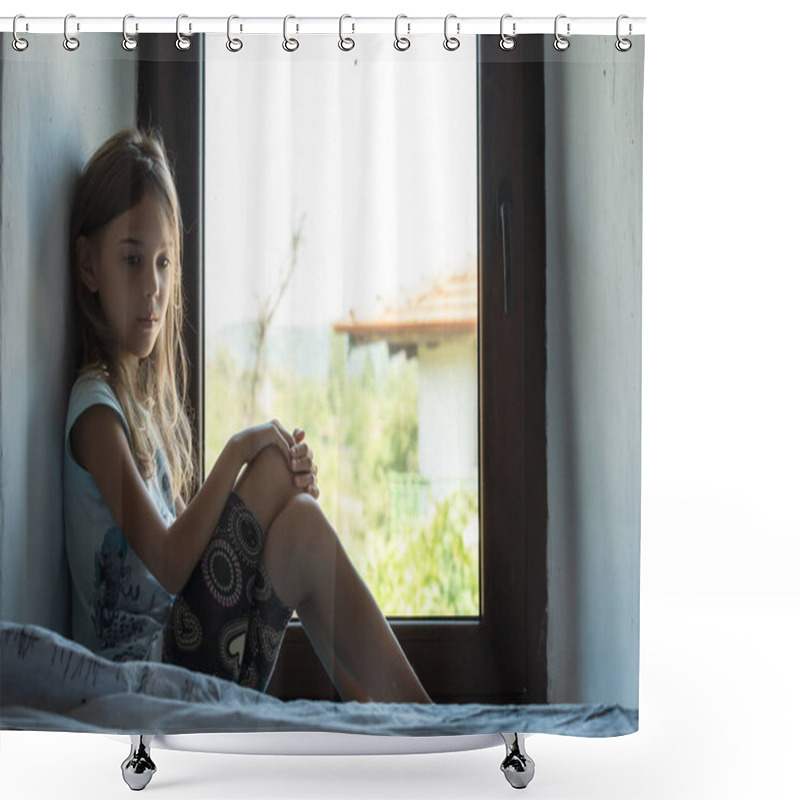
[124,256,170,268]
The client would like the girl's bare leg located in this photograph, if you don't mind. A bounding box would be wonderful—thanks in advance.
[233,445,299,541]
[262,493,432,704]
[233,444,431,703]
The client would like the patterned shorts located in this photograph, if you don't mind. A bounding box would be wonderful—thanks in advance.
[161,492,294,693]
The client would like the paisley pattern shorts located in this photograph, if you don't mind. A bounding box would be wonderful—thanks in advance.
[162,492,294,693]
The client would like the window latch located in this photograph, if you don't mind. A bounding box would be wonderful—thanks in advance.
[497,184,515,315]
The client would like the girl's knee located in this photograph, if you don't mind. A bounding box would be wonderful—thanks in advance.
[234,444,302,534]
[265,493,334,564]
[288,490,323,514]
[249,443,293,485]
[252,445,309,501]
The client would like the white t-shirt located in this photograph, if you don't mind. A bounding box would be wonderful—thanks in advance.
[63,369,177,663]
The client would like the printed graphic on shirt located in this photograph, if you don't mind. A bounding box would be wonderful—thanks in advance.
[92,525,140,646]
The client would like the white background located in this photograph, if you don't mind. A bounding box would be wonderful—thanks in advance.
[2,1,798,798]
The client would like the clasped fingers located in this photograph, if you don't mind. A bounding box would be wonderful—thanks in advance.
[289,443,319,497]
[289,439,309,462]
[291,454,314,471]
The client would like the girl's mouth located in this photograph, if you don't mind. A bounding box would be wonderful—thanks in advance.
[138,317,158,330]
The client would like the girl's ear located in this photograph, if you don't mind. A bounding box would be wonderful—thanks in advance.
[76,235,100,293]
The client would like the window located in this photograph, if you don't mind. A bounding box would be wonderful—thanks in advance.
[138,33,547,704]
[203,36,480,619]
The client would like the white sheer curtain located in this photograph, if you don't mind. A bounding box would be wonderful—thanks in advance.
[205,33,476,336]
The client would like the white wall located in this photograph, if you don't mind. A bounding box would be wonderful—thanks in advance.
[418,334,479,494]
[0,34,136,633]
[544,36,644,708]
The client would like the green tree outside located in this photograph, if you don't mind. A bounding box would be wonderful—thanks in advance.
[204,329,479,616]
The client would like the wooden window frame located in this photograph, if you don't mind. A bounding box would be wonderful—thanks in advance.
[138,33,547,705]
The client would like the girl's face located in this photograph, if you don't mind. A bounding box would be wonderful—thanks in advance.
[77,193,174,369]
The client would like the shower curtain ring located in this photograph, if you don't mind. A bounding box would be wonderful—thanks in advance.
[553,14,570,51]
[394,15,411,51]
[443,14,460,51]
[63,13,80,51]
[122,15,137,51]
[12,15,28,52]
[499,13,516,50]
[283,15,300,52]
[176,14,191,50]
[339,14,355,51]
[615,15,632,51]
[227,15,243,52]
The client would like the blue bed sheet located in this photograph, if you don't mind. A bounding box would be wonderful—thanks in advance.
[1,622,637,737]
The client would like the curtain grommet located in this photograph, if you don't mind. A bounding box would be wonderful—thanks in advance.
[338,14,355,51]
[283,15,300,52]
[226,15,243,52]
[394,15,411,51]
[553,14,570,51]
[615,15,633,51]
[121,14,137,51]
[443,14,460,51]
[63,13,80,51]
[499,14,516,51]
[176,13,191,51]
[12,14,29,51]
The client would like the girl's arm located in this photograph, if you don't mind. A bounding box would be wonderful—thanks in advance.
[71,405,293,595]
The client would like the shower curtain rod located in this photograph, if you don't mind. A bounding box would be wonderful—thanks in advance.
[1,15,646,37]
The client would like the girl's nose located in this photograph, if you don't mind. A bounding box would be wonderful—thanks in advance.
[143,261,160,298]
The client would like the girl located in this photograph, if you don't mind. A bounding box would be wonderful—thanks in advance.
[64,127,431,703]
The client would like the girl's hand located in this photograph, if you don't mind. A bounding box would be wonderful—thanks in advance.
[232,422,319,499]
[290,428,320,499]
[234,419,296,466]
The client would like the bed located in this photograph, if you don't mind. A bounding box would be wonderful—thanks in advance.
[1,621,636,789]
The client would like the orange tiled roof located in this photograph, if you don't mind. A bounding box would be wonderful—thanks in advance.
[333,268,478,345]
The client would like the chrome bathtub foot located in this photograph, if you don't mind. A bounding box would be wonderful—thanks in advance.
[121,735,157,791]
[500,733,535,789]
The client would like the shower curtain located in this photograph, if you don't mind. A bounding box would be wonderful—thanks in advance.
[0,21,643,739]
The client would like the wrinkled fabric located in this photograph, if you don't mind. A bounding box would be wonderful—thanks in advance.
[1,622,637,737]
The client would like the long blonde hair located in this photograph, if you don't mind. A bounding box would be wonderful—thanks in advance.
[69,127,196,500]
